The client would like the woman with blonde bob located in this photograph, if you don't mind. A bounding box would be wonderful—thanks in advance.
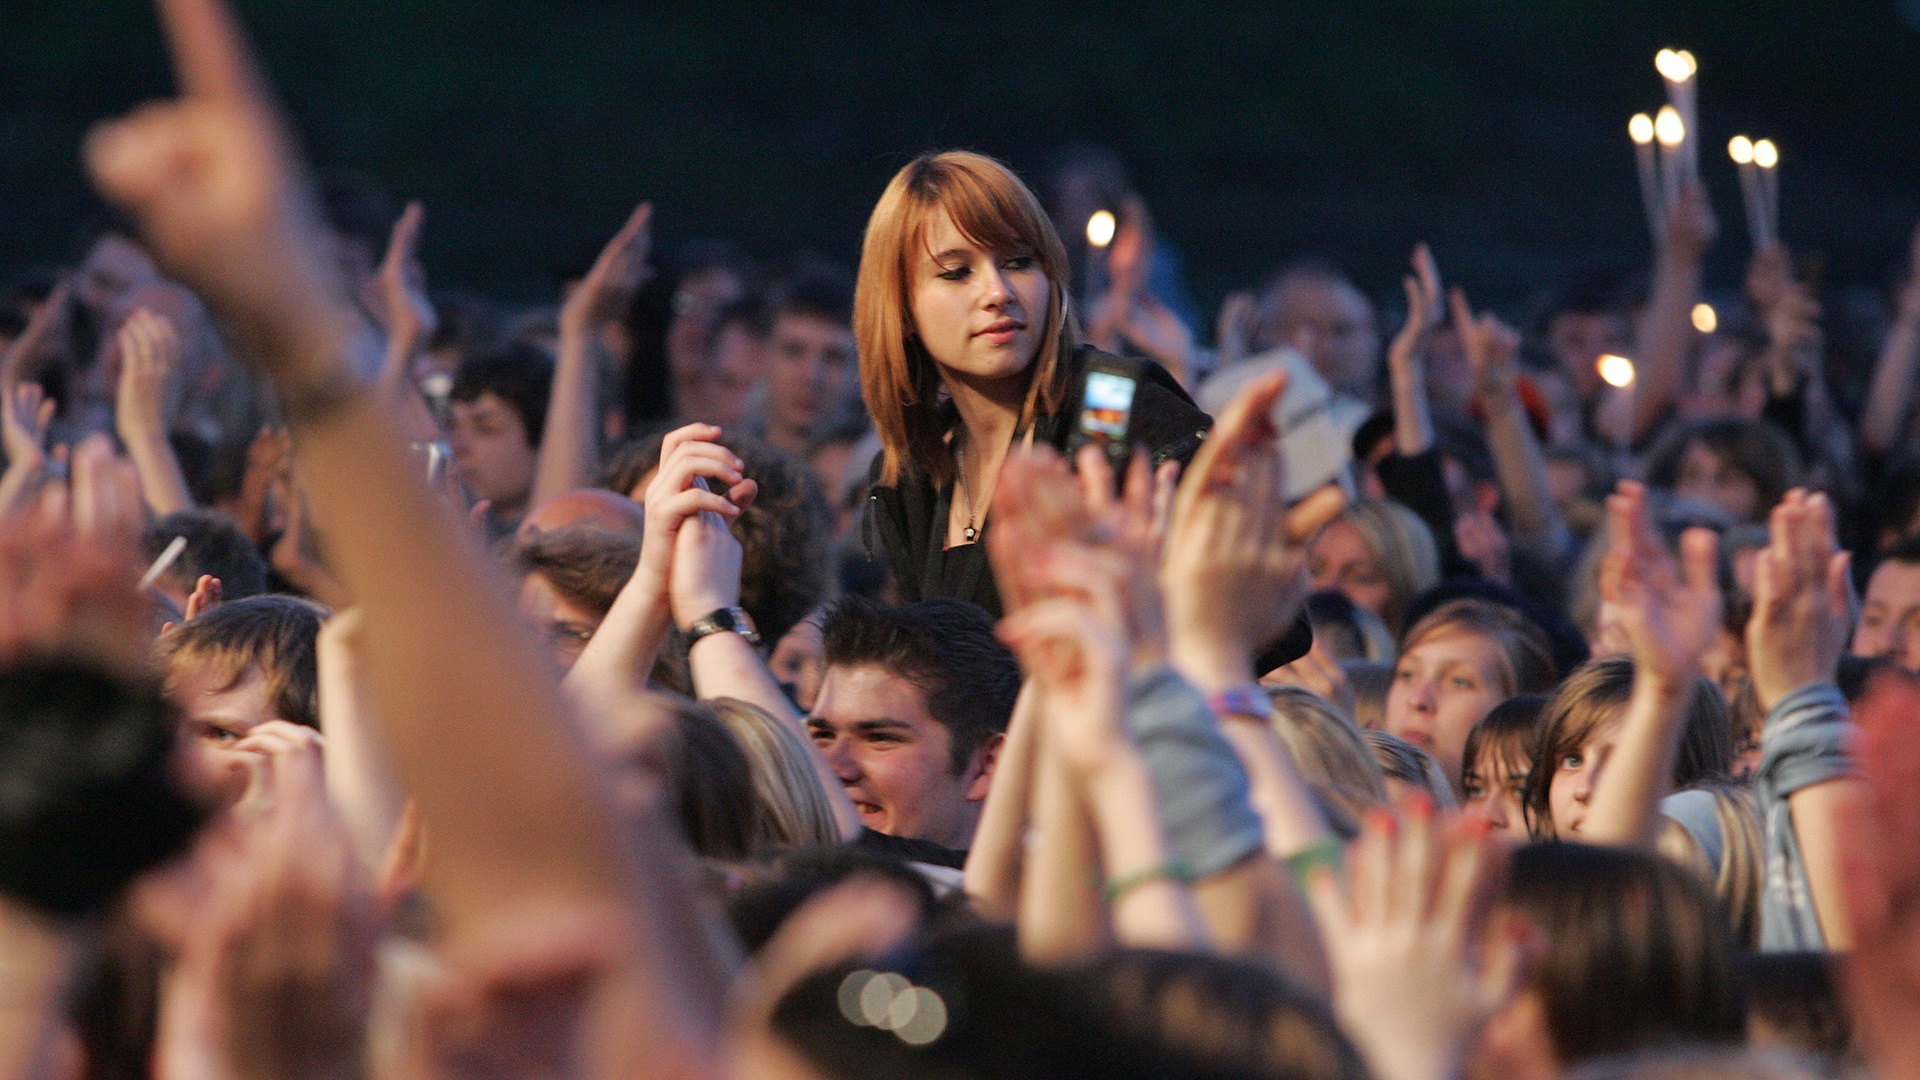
[856,150,1213,616]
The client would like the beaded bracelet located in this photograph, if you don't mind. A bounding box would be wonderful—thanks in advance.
[1207,683,1273,721]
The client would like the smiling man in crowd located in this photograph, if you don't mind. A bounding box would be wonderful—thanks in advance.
[806,597,1019,867]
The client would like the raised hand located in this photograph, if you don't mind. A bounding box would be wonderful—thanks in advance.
[1746,489,1852,711]
[183,574,223,621]
[0,382,55,488]
[1160,369,1346,692]
[0,279,71,389]
[635,425,756,631]
[1386,244,1442,455]
[372,200,436,376]
[1214,290,1258,368]
[161,721,382,1080]
[560,202,654,334]
[1449,287,1520,406]
[115,307,198,516]
[1661,176,1718,265]
[0,439,152,679]
[270,476,351,611]
[1598,481,1722,686]
[1304,802,1526,1080]
[116,307,182,438]
[85,0,362,385]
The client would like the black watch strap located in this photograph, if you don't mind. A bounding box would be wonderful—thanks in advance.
[685,606,761,648]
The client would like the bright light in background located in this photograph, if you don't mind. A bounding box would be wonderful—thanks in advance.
[1629,113,1655,144]
[1086,210,1116,248]
[1729,135,1754,164]
[1753,139,1779,169]
[1655,106,1685,147]
[1692,303,1718,333]
[1598,354,1637,388]
[1655,48,1697,82]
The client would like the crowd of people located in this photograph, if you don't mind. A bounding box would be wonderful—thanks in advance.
[6,3,1920,1080]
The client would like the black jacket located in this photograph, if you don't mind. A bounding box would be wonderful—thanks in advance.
[863,345,1313,667]
[865,346,1206,613]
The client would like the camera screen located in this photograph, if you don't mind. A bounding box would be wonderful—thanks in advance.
[1079,370,1138,442]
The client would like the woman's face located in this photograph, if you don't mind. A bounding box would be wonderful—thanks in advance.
[1547,711,1624,838]
[1309,519,1392,622]
[1385,629,1508,789]
[908,209,1050,393]
[1676,440,1762,522]
[1463,747,1531,840]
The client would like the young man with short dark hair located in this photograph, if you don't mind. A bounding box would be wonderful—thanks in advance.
[448,342,554,531]
[807,597,1019,865]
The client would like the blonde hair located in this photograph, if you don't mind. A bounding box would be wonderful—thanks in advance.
[854,151,1081,486]
[1320,499,1440,634]
[1266,685,1389,825]
[1361,729,1457,809]
[1656,783,1764,949]
[707,697,843,849]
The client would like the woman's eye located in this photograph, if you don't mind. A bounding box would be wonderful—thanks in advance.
[1463,782,1485,799]
[937,265,969,282]
[1561,754,1583,769]
[1450,677,1476,690]
[1394,667,1414,682]
[1001,254,1035,271]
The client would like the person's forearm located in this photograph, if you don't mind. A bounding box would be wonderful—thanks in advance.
[1630,251,1702,442]
[684,631,861,841]
[120,427,194,516]
[0,461,44,523]
[1018,743,1110,965]
[1580,674,1690,847]
[1787,778,1860,950]
[964,682,1041,921]
[317,618,406,877]
[1082,752,1207,952]
[1866,312,1920,454]
[1483,393,1567,550]
[1390,352,1433,457]
[0,900,79,1080]
[565,565,674,699]
[531,322,601,507]
[289,368,631,926]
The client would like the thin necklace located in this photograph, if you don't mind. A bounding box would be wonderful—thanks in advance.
[954,439,979,543]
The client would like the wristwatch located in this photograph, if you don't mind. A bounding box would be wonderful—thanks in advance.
[685,606,761,649]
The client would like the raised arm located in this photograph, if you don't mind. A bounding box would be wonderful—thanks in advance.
[0,384,55,521]
[1455,288,1569,559]
[1747,489,1860,950]
[87,3,728,1065]
[533,202,653,507]
[1579,481,1722,847]
[1387,244,1441,457]
[114,308,196,515]
[1860,223,1920,456]
[1628,177,1715,443]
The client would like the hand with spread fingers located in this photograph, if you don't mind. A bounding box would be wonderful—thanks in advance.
[1305,801,1528,1080]
[1160,368,1346,694]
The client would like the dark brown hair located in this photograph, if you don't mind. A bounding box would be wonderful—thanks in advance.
[1505,843,1743,1064]
[156,596,328,730]
[1523,656,1732,838]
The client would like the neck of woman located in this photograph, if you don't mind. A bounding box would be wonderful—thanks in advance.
[944,369,1028,464]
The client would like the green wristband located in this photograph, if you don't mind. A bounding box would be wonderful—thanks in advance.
[1283,837,1346,893]
[1103,859,1195,906]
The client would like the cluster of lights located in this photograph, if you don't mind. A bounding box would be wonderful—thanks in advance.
[837,969,950,1046]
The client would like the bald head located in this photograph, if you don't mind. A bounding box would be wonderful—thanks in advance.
[519,489,645,540]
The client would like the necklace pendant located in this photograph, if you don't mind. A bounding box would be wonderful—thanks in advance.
[964,525,978,542]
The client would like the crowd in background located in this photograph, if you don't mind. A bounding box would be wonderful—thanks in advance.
[7,4,1920,1080]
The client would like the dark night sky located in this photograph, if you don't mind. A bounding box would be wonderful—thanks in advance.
[3,1,1917,316]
